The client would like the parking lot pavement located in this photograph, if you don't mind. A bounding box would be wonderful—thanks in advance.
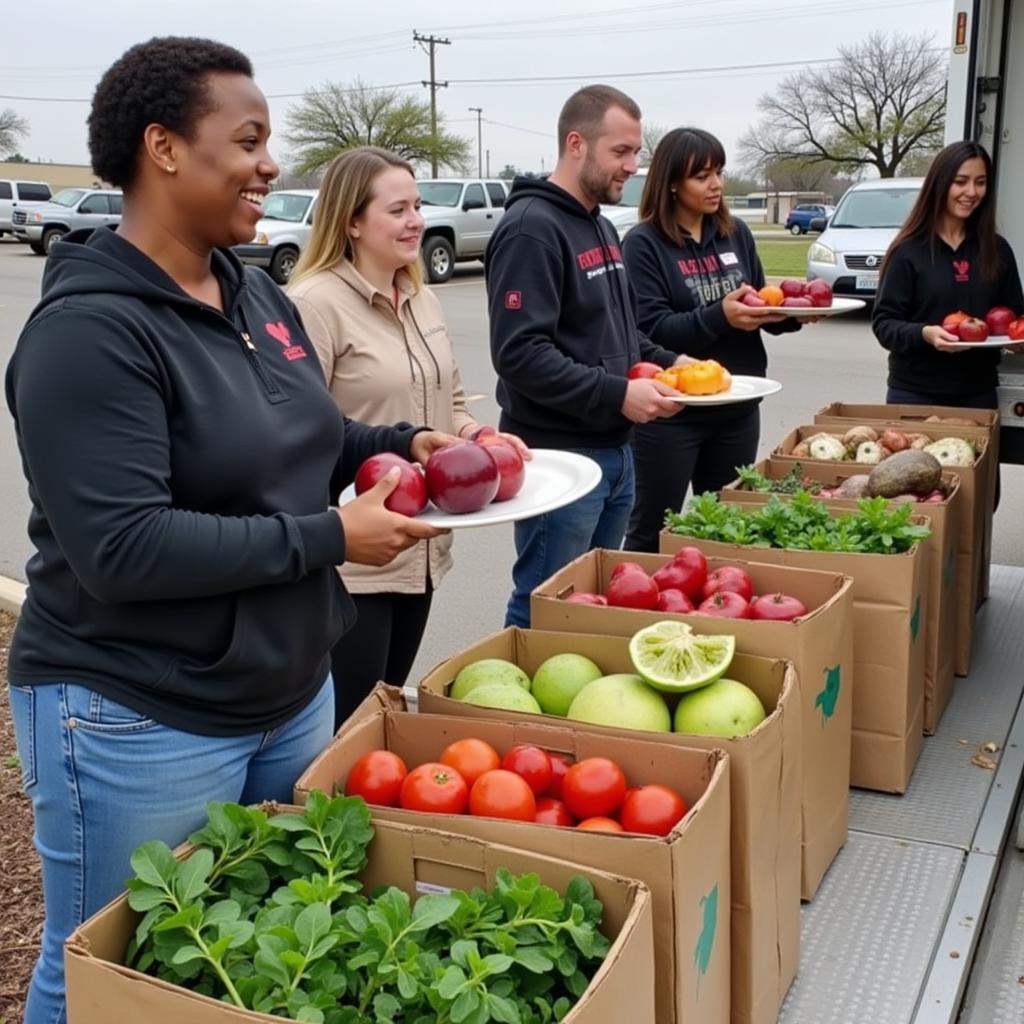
[1,243,1022,685]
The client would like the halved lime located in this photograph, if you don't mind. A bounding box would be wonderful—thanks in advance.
[628,621,736,693]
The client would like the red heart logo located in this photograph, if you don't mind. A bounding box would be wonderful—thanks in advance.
[266,321,291,345]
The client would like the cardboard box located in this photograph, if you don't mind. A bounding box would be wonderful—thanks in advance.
[412,634,800,1024]
[658,526,928,795]
[812,409,998,610]
[530,553,850,902]
[66,818,655,1024]
[722,459,960,733]
[296,699,731,1024]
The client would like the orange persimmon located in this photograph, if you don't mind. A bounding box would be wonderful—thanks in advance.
[675,359,730,395]
[758,285,785,307]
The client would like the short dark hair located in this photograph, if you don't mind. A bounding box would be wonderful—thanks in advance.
[641,128,735,245]
[88,36,253,189]
[882,140,1001,281]
[557,85,641,156]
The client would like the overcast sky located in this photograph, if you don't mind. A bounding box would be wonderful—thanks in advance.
[4,0,955,179]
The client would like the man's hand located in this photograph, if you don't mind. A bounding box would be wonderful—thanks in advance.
[409,429,461,466]
[622,378,683,423]
[723,285,788,331]
[337,469,447,567]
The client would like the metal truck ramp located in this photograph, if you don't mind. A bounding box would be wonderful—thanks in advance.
[779,564,1024,1024]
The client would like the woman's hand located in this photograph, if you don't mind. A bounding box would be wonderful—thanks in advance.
[409,429,461,466]
[723,286,788,331]
[337,470,447,566]
[922,325,964,352]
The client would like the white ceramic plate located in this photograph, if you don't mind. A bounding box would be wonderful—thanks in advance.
[945,335,1020,350]
[338,449,603,529]
[666,374,783,405]
[759,297,866,317]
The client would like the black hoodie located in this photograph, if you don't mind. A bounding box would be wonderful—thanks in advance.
[873,233,1024,396]
[623,217,799,419]
[485,177,677,449]
[5,228,422,736]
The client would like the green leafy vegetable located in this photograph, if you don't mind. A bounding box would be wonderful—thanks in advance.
[666,492,930,555]
[124,792,610,1022]
[734,463,822,495]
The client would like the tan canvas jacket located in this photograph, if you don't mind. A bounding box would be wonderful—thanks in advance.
[289,261,477,593]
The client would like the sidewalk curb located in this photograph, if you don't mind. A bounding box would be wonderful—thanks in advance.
[0,575,26,616]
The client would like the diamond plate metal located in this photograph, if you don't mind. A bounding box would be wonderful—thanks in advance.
[849,566,1024,848]
[779,833,963,1024]
[959,848,1024,1024]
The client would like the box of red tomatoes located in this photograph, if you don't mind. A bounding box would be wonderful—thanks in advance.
[296,692,731,1024]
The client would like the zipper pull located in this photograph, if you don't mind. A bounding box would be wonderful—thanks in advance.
[240,331,257,351]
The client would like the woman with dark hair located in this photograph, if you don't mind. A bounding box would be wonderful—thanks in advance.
[622,127,801,551]
[873,140,1023,408]
[5,37,453,1023]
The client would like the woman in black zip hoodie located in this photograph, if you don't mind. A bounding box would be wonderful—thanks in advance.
[5,38,455,1024]
[873,140,1023,408]
[622,128,802,551]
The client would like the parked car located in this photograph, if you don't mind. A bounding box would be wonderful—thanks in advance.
[418,178,509,283]
[600,169,647,238]
[14,188,123,254]
[806,178,923,299]
[784,203,835,235]
[0,179,52,237]
[232,188,318,284]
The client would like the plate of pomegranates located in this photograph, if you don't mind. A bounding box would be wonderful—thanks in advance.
[340,446,603,528]
[741,281,865,316]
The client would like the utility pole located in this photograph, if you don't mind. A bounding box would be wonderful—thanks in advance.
[468,107,483,177]
[486,149,491,177]
[413,31,450,177]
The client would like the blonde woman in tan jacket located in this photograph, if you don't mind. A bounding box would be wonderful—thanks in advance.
[289,146,528,728]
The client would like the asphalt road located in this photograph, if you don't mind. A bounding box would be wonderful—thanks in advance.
[1,240,1021,683]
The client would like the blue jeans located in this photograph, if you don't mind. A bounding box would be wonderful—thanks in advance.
[505,444,635,628]
[8,676,334,1024]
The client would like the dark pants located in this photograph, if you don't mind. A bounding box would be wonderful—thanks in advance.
[885,386,1000,510]
[625,404,761,552]
[330,587,433,730]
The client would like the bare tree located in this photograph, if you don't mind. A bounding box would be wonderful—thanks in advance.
[739,33,946,179]
[0,109,29,158]
[284,80,471,177]
[640,122,666,166]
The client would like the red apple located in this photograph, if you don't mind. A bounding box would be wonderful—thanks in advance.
[781,296,814,308]
[780,279,806,298]
[739,291,768,308]
[627,361,664,380]
[986,306,1017,336]
[956,317,990,343]
[656,588,695,613]
[805,279,834,308]
[425,443,500,513]
[354,453,428,517]
[474,436,525,502]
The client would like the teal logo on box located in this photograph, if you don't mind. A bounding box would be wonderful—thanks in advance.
[693,883,718,986]
[815,665,841,724]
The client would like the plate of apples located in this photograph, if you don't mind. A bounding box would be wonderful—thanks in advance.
[341,433,603,529]
[941,306,1024,348]
[739,279,865,316]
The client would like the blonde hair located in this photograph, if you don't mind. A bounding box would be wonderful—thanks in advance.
[290,146,424,289]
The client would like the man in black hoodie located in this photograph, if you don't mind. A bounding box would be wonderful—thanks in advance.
[486,84,686,627]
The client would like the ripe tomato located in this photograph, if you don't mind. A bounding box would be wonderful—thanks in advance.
[440,738,501,787]
[344,750,408,807]
[620,784,688,837]
[697,590,751,619]
[501,745,553,795]
[669,547,708,597]
[534,797,575,827]
[577,816,624,832]
[399,762,468,815]
[545,752,573,799]
[627,361,663,380]
[469,769,537,821]
[701,566,754,602]
[749,592,807,622]
[562,757,627,819]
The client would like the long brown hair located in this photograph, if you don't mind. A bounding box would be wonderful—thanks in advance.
[640,127,735,246]
[290,146,423,289]
[882,141,1001,280]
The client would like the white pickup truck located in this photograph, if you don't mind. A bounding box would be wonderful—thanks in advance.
[417,178,510,283]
